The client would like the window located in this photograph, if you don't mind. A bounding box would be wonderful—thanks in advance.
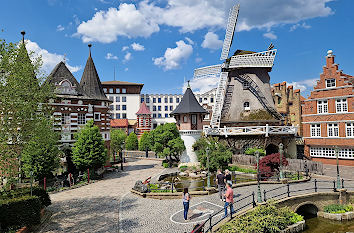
[116,96,120,102]
[165,106,168,111]
[153,106,156,111]
[94,113,101,121]
[109,105,114,110]
[170,98,173,103]
[336,99,348,113]
[116,105,120,111]
[109,96,114,102]
[109,88,113,93]
[103,88,107,93]
[78,114,86,125]
[183,115,188,123]
[165,114,169,118]
[277,97,281,105]
[244,102,250,111]
[199,98,202,103]
[317,100,328,114]
[141,97,144,103]
[210,97,214,103]
[158,106,161,111]
[158,98,161,103]
[153,98,156,103]
[116,113,120,119]
[122,113,127,119]
[310,147,354,159]
[122,96,127,102]
[153,113,156,118]
[122,88,126,93]
[170,106,173,111]
[116,88,120,93]
[327,123,339,137]
[158,113,161,118]
[61,113,70,125]
[346,123,354,137]
[176,98,180,103]
[326,79,336,88]
[310,124,321,137]
[122,105,127,110]
[164,97,168,103]
[146,97,150,103]
[243,81,250,89]
[192,115,197,124]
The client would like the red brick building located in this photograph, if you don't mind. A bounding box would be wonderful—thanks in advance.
[302,50,354,166]
[136,102,152,138]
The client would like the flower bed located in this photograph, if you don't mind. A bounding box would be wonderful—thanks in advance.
[317,203,354,221]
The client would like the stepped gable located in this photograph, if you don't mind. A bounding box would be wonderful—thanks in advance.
[80,44,108,101]
[136,102,151,115]
[170,86,208,115]
[46,61,87,97]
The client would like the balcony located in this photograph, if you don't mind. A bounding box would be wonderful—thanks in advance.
[229,49,277,69]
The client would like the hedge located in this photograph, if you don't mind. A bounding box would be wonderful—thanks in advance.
[0,187,51,207]
[0,195,41,231]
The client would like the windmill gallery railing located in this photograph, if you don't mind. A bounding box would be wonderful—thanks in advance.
[203,124,298,137]
[191,179,352,233]
[229,49,277,69]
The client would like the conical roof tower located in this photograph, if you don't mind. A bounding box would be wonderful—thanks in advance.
[80,44,108,100]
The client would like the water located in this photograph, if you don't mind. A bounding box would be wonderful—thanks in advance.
[303,217,354,233]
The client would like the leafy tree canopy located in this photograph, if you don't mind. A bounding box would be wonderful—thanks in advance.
[138,131,153,151]
[110,129,127,154]
[125,132,138,150]
[245,147,266,156]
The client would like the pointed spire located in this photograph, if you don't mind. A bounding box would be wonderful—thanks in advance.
[170,86,207,115]
[88,43,92,57]
[21,31,25,43]
[187,80,191,88]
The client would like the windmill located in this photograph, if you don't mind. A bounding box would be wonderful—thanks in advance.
[194,4,280,129]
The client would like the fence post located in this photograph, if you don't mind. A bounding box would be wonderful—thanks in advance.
[297,171,300,180]
[87,168,90,183]
[314,179,317,192]
[230,204,233,218]
[333,180,336,192]
[342,179,344,188]
[234,173,237,184]
[44,177,47,191]
[263,190,267,202]
[209,214,212,233]
[287,183,290,197]
[252,192,256,207]
[69,173,72,187]
[171,182,174,193]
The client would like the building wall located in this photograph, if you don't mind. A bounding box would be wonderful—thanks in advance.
[302,50,354,165]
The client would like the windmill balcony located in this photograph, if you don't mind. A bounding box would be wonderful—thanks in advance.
[179,130,203,136]
[203,124,298,137]
[229,49,277,68]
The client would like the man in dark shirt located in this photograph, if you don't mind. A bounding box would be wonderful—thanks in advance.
[216,169,226,201]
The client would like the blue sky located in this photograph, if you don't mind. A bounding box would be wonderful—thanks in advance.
[1,0,354,96]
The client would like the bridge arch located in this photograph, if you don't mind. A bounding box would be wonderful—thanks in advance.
[294,202,319,219]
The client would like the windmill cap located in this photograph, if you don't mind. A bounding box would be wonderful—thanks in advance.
[327,50,333,56]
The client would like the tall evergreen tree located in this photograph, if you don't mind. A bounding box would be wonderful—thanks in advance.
[110,129,127,155]
[138,131,153,151]
[125,132,138,150]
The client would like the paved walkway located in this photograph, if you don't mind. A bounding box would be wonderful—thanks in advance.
[322,164,354,180]
[40,159,165,233]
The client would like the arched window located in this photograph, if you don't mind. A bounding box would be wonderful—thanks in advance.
[244,102,250,111]
[183,115,188,123]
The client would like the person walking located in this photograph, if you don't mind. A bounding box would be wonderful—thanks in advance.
[225,169,232,186]
[216,169,226,201]
[224,182,234,217]
[182,188,191,221]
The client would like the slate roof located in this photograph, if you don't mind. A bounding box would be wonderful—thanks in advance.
[136,102,151,115]
[170,87,208,115]
[102,81,144,86]
[80,47,108,101]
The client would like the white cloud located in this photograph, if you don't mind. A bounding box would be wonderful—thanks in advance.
[25,40,81,74]
[131,42,145,51]
[195,57,202,63]
[76,3,160,43]
[124,52,132,62]
[56,25,64,31]
[184,76,219,94]
[201,32,223,50]
[73,14,80,26]
[185,37,194,45]
[290,22,311,31]
[263,31,277,40]
[122,46,129,51]
[153,40,193,71]
[287,78,318,93]
[124,67,129,72]
[105,52,118,60]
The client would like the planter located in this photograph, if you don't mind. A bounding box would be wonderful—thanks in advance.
[318,211,354,221]
[280,220,305,233]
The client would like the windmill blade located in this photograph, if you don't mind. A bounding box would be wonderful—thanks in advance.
[193,64,222,79]
[220,4,240,60]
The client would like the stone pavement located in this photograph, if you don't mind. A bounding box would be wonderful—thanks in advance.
[40,158,165,233]
[322,164,354,180]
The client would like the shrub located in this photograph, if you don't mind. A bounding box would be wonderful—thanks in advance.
[0,195,41,230]
[219,201,303,233]
[228,165,257,174]
[179,165,188,172]
[324,204,353,213]
[245,147,265,156]
[258,153,288,178]
[162,162,169,168]
[0,187,51,207]
[148,183,171,193]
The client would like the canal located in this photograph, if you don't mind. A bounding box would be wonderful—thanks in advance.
[303,217,354,232]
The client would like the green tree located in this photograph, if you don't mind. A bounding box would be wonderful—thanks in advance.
[21,119,60,180]
[0,39,54,181]
[245,147,266,156]
[110,129,127,155]
[72,120,107,171]
[125,132,138,150]
[193,137,232,172]
[150,123,185,163]
[138,132,153,151]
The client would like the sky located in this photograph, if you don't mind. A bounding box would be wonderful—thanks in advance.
[1,0,354,96]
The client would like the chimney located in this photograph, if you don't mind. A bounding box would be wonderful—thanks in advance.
[326,50,335,67]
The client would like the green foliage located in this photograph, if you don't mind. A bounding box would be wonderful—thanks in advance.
[0,187,51,207]
[240,109,275,121]
[110,129,127,155]
[193,137,232,172]
[72,120,107,171]
[179,165,188,172]
[125,132,138,150]
[324,204,353,214]
[219,201,303,233]
[0,195,41,230]
[228,165,257,174]
[245,147,266,156]
[0,39,54,180]
[148,183,171,193]
[138,131,153,151]
[149,123,185,162]
[21,119,60,180]
[162,162,169,168]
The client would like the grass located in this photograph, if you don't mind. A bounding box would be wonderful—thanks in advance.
[228,165,257,174]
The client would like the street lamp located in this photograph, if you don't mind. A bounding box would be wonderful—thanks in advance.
[255,151,262,203]
[279,143,284,179]
[206,147,210,188]
[335,146,341,189]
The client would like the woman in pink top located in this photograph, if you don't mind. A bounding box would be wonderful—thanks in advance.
[224,182,234,217]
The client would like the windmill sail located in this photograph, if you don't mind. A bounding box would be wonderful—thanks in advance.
[193,64,222,79]
[220,4,240,60]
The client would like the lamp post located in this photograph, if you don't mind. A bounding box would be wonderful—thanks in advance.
[279,143,284,179]
[121,142,125,171]
[255,151,262,203]
[335,146,341,189]
[206,147,210,188]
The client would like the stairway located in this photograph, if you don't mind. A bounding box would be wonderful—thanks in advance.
[235,74,283,120]
[221,84,234,119]
[210,72,229,128]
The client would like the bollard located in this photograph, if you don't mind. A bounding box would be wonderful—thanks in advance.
[342,179,345,189]
[209,215,212,233]
[252,192,256,207]
[44,177,47,191]
[333,180,336,192]
[263,190,267,202]
[287,183,290,197]
[230,205,233,218]
[297,171,300,180]
[171,182,174,193]
[314,179,317,192]
[87,168,90,183]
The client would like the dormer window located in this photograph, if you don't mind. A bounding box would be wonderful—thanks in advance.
[326,79,336,88]
[244,102,250,111]
[243,81,250,89]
